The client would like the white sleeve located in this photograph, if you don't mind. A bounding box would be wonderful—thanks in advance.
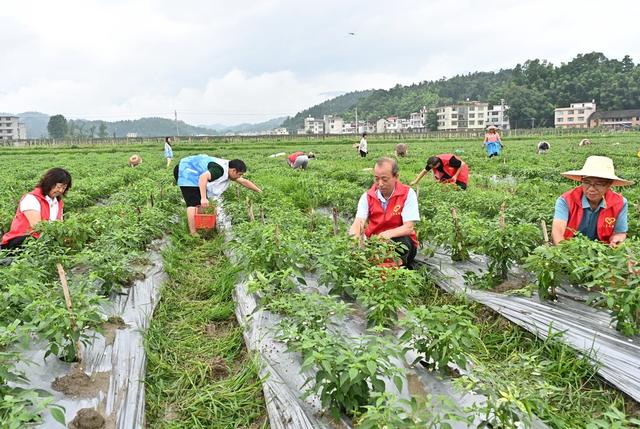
[355,192,369,220]
[401,188,420,222]
[19,194,41,213]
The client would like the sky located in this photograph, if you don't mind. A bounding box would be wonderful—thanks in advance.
[1,0,639,126]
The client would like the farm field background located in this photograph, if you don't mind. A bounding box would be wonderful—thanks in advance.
[1,132,639,428]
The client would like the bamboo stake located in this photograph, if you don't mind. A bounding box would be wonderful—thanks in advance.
[540,220,549,244]
[56,264,82,366]
[247,198,255,222]
[332,207,339,236]
[499,202,506,228]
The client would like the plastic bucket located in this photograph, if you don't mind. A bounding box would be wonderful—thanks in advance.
[194,206,216,230]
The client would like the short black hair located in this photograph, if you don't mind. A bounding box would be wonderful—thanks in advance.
[165,136,172,145]
[37,168,72,197]
[229,159,247,173]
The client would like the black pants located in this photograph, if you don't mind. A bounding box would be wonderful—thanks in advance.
[360,150,367,157]
[0,235,29,251]
[391,236,417,268]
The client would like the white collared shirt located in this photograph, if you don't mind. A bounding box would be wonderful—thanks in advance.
[19,194,59,220]
[355,186,420,222]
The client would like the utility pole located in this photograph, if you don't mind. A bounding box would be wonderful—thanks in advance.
[500,98,505,128]
[530,117,535,129]
[355,106,358,135]
[174,110,179,136]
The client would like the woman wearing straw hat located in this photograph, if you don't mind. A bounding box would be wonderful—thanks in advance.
[552,156,633,246]
[483,125,503,158]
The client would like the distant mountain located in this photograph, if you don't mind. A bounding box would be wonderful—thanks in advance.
[203,116,287,134]
[68,117,214,138]
[281,90,374,132]
[284,52,640,129]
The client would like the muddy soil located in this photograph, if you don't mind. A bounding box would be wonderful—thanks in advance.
[51,366,110,398]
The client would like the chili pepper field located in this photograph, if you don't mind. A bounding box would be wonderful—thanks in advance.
[1,133,640,429]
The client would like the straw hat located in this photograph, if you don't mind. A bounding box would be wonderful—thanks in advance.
[129,154,142,166]
[487,125,497,131]
[560,156,633,186]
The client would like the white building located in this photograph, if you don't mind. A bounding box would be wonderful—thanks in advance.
[555,101,596,129]
[437,101,488,131]
[487,103,510,130]
[304,116,324,134]
[0,116,27,140]
[126,132,138,138]
[323,115,344,135]
[376,118,389,133]
[272,127,289,135]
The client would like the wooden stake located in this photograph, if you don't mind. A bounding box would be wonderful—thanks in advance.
[416,184,420,200]
[235,186,241,199]
[332,207,339,236]
[56,264,82,365]
[499,202,506,228]
[246,198,255,222]
[540,220,549,244]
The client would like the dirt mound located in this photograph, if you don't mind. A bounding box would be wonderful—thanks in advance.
[51,366,110,397]
[68,408,105,429]
[207,356,230,380]
[106,315,127,329]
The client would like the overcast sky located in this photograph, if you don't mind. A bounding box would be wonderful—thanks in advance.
[1,0,639,126]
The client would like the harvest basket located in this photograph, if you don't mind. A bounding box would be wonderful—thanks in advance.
[194,205,216,230]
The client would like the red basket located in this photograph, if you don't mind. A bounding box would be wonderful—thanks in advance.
[194,205,216,230]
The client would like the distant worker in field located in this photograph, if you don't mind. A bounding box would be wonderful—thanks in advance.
[483,125,503,158]
[359,133,368,158]
[287,151,315,169]
[395,143,408,157]
[164,137,174,168]
[129,154,142,167]
[1,168,72,250]
[174,154,262,236]
[552,156,633,247]
[537,141,550,154]
[410,154,469,190]
[578,138,592,147]
[349,157,420,268]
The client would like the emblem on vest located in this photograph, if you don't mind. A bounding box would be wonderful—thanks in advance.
[604,217,616,227]
[392,204,402,215]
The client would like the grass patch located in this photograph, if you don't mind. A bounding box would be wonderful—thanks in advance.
[144,226,266,429]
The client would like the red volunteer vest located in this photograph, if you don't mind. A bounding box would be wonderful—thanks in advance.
[288,152,304,164]
[562,187,624,243]
[364,182,418,246]
[433,154,469,185]
[1,187,63,246]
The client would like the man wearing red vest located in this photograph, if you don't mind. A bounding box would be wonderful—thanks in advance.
[349,157,420,267]
[410,154,469,190]
[552,156,633,246]
[1,168,72,250]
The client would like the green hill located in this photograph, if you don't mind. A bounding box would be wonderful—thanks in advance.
[285,52,640,129]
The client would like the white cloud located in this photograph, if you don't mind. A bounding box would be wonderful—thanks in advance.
[1,0,639,125]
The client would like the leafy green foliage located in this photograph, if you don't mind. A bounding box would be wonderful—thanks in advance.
[401,304,480,371]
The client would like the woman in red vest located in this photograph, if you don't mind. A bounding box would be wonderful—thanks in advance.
[287,151,315,169]
[410,154,469,190]
[552,156,633,246]
[1,168,72,250]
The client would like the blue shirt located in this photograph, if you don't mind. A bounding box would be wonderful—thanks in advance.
[355,186,420,222]
[554,194,628,240]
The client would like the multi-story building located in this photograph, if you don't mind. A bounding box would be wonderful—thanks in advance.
[304,116,324,134]
[588,109,640,129]
[272,127,289,135]
[487,102,510,130]
[376,118,389,133]
[0,116,27,140]
[323,115,344,135]
[437,101,488,131]
[555,102,596,128]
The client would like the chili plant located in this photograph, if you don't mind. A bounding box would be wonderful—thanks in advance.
[349,265,421,327]
[282,328,405,418]
[400,304,480,372]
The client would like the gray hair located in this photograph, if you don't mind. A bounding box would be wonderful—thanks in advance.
[375,157,399,176]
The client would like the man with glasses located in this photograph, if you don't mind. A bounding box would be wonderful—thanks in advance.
[552,156,633,246]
